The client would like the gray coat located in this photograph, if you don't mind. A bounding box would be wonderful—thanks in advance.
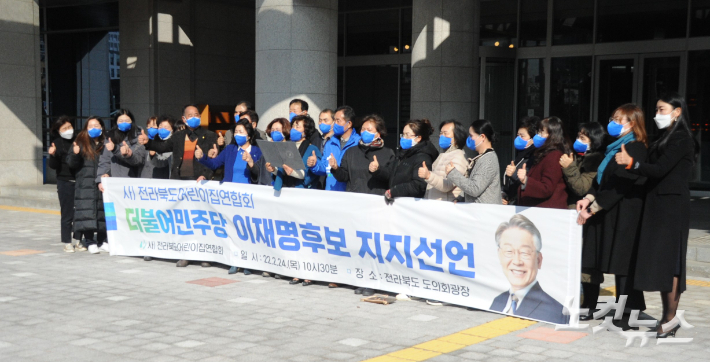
[96,135,147,183]
[446,149,502,204]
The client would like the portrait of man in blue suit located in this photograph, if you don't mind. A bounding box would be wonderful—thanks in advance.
[489,214,570,324]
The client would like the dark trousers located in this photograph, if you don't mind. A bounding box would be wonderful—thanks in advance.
[57,180,80,244]
[82,231,107,246]
[582,273,646,312]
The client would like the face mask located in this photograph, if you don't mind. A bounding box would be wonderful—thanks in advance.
[573,139,589,153]
[439,135,452,149]
[290,128,303,142]
[186,117,201,129]
[147,127,159,140]
[271,131,284,142]
[88,128,102,139]
[117,122,132,132]
[319,123,332,134]
[400,137,415,150]
[361,130,376,144]
[158,128,171,140]
[533,134,547,148]
[466,136,479,150]
[60,130,74,140]
[654,112,673,130]
[234,134,248,146]
[514,136,529,150]
[606,120,625,138]
[289,112,297,123]
[234,113,241,122]
[333,122,346,137]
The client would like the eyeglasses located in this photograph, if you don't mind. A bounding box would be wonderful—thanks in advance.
[400,133,416,139]
[499,247,536,260]
[608,117,628,125]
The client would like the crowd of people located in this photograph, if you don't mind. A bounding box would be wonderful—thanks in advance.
[47,94,699,335]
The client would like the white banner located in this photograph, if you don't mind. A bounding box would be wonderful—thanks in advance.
[103,178,582,325]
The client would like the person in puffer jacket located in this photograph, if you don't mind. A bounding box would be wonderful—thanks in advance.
[419,120,468,201]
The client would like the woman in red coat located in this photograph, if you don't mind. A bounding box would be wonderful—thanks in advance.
[517,116,571,209]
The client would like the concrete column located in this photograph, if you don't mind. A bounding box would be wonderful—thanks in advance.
[410,0,479,135]
[255,0,338,128]
[0,0,43,186]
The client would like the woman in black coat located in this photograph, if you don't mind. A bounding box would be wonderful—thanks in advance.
[615,93,699,338]
[502,116,539,205]
[47,116,85,252]
[374,119,439,203]
[331,114,395,195]
[576,104,649,324]
[66,116,107,255]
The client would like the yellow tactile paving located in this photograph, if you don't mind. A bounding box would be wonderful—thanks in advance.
[0,205,60,215]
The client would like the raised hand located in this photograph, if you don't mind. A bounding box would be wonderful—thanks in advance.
[242,149,253,166]
[445,161,455,175]
[559,153,574,168]
[517,163,527,185]
[369,155,379,172]
[307,150,317,167]
[328,153,338,170]
[418,161,431,179]
[194,145,204,159]
[207,144,218,159]
[138,129,148,145]
[217,132,225,146]
[505,161,516,177]
[105,137,115,151]
[283,164,294,175]
[48,142,57,156]
[120,141,132,158]
[576,198,590,213]
[615,144,631,166]
[265,162,276,173]
[72,142,80,155]
[196,176,206,183]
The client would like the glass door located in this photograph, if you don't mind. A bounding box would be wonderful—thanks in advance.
[594,55,638,123]
[639,54,683,141]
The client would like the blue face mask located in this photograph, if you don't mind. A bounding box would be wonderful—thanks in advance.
[333,123,346,137]
[573,139,589,153]
[117,122,132,132]
[234,134,248,146]
[607,120,624,138]
[466,136,478,150]
[186,117,201,129]
[147,127,159,140]
[290,128,303,142]
[514,136,529,150]
[158,128,171,140]
[319,123,332,134]
[533,134,547,148]
[439,135,452,149]
[289,112,297,123]
[88,128,102,139]
[234,113,241,122]
[361,130,376,144]
[271,131,284,142]
[400,137,415,150]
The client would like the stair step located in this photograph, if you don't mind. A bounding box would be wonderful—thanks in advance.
[0,185,57,200]
[0,196,59,211]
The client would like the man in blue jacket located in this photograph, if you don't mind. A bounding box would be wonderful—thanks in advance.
[307,105,361,191]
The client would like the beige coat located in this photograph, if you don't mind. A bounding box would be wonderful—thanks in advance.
[424,147,468,201]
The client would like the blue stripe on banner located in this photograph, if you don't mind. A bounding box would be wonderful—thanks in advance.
[106,218,117,231]
[104,202,117,230]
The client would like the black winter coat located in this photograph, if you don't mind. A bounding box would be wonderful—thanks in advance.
[48,137,78,181]
[501,146,535,204]
[375,140,439,198]
[632,130,695,293]
[146,127,218,180]
[66,143,105,233]
[582,141,647,276]
[331,140,395,195]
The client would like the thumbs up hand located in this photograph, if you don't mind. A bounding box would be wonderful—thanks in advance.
[120,141,132,158]
[517,163,528,185]
[307,150,317,167]
[242,149,253,166]
[217,132,225,146]
[105,137,115,151]
[207,144,218,159]
[505,161,516,177]
[194,144,204,159]
[560,153,574,168]
[418,161,431,179]
[328,153,338,170]
[72,142,80,155]
[615,143,632,166]
[369,155,379,172]
[48,142,57,156]
[138,129,148,145]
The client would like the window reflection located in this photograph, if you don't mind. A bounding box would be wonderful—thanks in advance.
[553,0,594,45]
[687,51,710,183]
[597,0,688,42]
[520,0,548,47]
[691,0,710,37]
[480,0,518,47]
[517,59,546,120]
[549,57,592,137]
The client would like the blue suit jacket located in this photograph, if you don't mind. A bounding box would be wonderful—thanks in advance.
[198,144,262,183]
[310,132,361,191]
[489,281,570,324]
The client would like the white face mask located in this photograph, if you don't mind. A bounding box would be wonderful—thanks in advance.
[653,112,674,130]
[60,130,74,140]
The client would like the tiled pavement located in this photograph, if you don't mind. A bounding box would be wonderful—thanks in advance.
[1,208,710,362]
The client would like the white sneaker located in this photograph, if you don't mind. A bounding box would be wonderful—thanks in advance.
[99,243,110,253]
[88,244,99,254]
[396,293,411,301]
[63,244,75,253]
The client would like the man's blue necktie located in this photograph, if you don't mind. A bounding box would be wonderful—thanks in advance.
[511,294,519,314]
